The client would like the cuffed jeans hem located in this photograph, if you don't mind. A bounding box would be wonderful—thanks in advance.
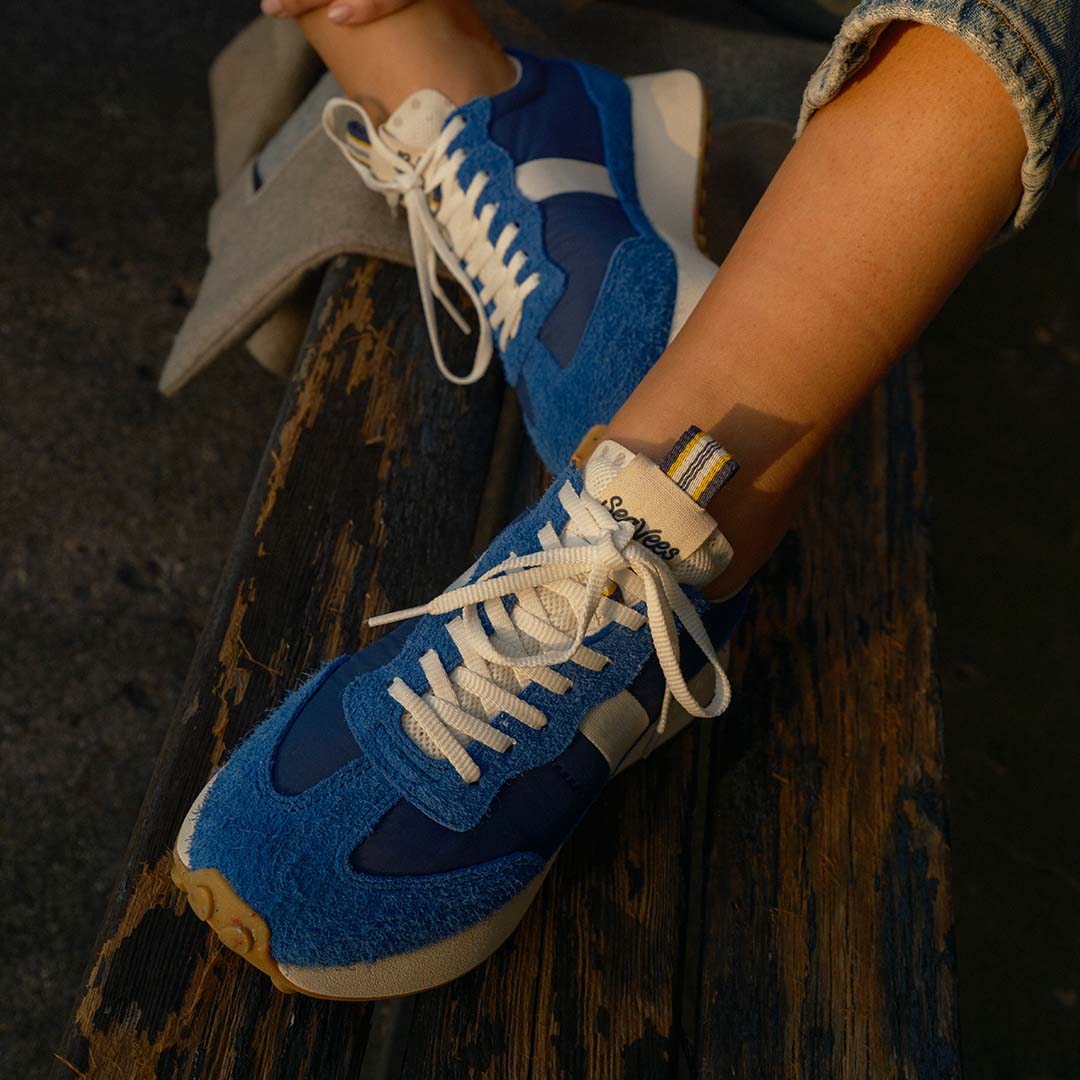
[796,0,1061,230]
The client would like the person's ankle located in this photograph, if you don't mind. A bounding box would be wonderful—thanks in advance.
[439,35,516,106]
[303,0,516,119]
[423,0,514,94]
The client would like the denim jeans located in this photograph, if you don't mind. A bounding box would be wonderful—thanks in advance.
[801,0,1080,227]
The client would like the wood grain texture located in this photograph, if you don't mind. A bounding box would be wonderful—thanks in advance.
[400,358,959,1079]
[54,256,957,1077]
[52,255,507,1080]
[693,360,958,1079]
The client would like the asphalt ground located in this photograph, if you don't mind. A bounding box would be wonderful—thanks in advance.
[1,3,1077,1076]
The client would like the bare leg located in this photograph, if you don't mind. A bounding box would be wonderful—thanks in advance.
[604,22,1026,596]
[287,10,1025,597]
[295,0,514,123]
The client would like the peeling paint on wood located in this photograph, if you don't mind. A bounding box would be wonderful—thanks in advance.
[51,256,504,1079]
[52,254,956,1077]
[401,357,959,1079]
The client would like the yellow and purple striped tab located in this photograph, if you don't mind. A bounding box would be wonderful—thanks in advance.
[657,426,739,507]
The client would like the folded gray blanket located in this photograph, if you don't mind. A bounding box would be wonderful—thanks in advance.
[160,1,825,394]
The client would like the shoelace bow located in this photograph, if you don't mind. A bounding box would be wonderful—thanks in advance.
[368,483,732,783]
[322,97,541,386]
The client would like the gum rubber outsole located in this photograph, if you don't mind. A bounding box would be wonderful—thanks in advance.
[170,851,492,1001]
[170,853,305,996]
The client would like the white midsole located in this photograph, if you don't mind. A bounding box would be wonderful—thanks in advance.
[627,70,717,342]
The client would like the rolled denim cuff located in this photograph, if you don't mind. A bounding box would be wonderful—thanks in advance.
[797,0,1066,229]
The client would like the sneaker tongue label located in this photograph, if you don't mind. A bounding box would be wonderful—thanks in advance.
[594,454,718,565]
[585,426,738,570]
[657,426,739,507]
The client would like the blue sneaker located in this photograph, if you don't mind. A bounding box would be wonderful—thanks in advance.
[173,427,747,998]
[321,50,717,470]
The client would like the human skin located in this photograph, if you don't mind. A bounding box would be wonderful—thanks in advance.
[283,0,512,122]
[263,0,417,28]
[604,20,1025,596]
[271,3,1026,596]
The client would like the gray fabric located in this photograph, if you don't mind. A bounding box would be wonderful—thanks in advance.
[160,81,413,393]
[161,2,826,395]
[209,16,323,192]
[255,70,343,188]
[205,17,329,382]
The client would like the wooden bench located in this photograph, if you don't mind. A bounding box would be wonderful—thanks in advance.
[53,246,960,1078]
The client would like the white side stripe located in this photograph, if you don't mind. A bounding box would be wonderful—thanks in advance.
[514,158,617,203]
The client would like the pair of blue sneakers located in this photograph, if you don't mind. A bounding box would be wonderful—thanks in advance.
[172,48,746,999]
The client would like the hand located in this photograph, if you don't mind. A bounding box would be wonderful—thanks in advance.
[260,0,418,26]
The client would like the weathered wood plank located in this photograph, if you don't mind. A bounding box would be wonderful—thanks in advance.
[52,255,508,1080]
[54,169,956,1080]
[693,358,958,1079]
[399,358,957,1079]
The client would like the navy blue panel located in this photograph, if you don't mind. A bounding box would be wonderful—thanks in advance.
[351,733,610,875]
[628,584,752,720]
[536,193,636,367]
[627,653,667,725]
[273,618,419,795]
[488,51,605,166]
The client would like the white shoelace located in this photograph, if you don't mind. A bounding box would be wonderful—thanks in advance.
[368,483,732,783]
[322,98,541,386]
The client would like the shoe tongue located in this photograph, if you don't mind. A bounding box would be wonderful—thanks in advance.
[375,89,455,171]
[582,427,738,585]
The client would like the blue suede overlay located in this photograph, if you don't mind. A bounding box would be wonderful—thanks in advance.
[189,656,544,967]
[447,97,565,387]
[439,51,680,470]
[570,60,649,233]
[501,57,675,469]
[352,587,751,878]
[187,470,743,969]
[341,469,670,833]
[519,235,677,469]
[537,193,636,367]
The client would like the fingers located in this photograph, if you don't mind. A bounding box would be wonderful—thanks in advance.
[259,0,325,16]
[260,0,418,24]
[331,0,419,23]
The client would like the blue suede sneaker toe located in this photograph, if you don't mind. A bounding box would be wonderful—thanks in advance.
[321,50,718,470]
[173,427,748,999]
